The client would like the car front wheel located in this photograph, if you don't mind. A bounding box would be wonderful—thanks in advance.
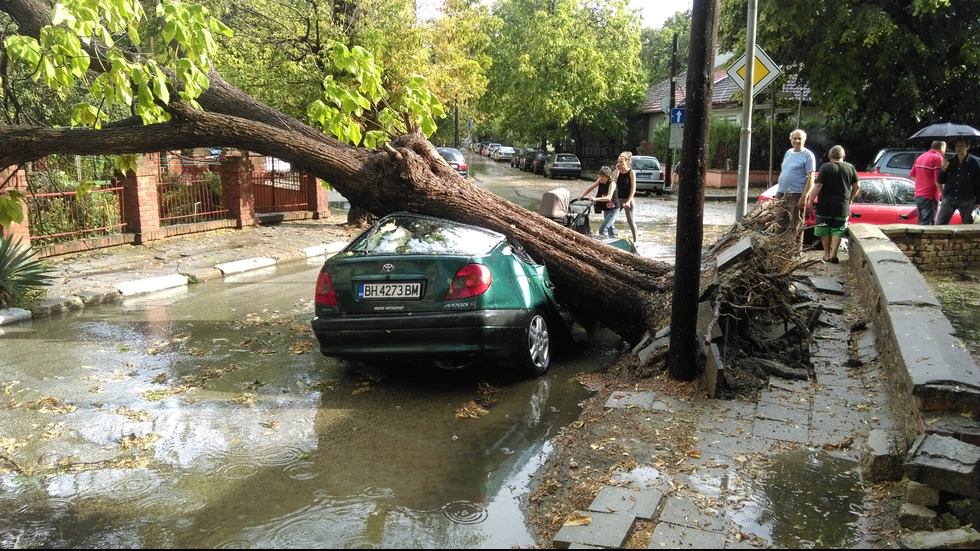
[516,310,551,377]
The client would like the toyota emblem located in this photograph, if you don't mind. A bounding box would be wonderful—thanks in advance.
[382,263,394,273]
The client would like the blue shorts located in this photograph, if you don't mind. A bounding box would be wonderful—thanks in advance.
[813,216,847,237]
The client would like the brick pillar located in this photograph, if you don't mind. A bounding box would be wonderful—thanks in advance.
[304,173,331,218]
[220,154,255,228]
[0,166,31,246]
[119,152,162,244]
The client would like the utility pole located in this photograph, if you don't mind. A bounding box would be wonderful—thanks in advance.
[664,33,678,189]
[454,96,459,149]
[668,0,721,381]
[734,0,758,221]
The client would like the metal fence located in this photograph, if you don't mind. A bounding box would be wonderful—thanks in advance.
[253,157,309,214]
[24,152,311,246]
[27,184,126,245]
[157,153,228,226]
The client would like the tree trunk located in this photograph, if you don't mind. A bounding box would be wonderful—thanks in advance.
[0,0,675,346]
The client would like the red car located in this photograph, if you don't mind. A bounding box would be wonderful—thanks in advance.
[758,172,963,226]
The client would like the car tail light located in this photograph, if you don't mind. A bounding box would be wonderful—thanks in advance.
[315,270,338,306]
[459,163,467,170]
[446,264,491,300]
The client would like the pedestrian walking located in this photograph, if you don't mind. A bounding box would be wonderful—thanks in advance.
[612,152,638,242]
[577,166,619,236]
[808,145,859,263]
[937,138,980,224]
[909,141,946,225]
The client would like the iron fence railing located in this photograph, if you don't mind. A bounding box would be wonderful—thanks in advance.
[157,155,228,226]
[27,184,126,245]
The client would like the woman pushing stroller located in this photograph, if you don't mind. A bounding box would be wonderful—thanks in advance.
[576,166,620,236]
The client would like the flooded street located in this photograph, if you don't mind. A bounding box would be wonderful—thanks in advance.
[2,150,882,549]
[464,152,741,262]
[0,248,623,547]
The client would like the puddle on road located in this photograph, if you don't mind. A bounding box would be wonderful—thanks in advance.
[730,449,864,548]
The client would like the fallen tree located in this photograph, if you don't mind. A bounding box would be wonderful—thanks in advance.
[0,0,673,344]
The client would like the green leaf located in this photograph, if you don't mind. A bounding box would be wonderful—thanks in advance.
[0,194,26,227]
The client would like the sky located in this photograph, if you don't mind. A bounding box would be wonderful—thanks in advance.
[631,0,693,29]
[417,1,694,29]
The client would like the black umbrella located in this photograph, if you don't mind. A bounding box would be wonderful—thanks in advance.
[908,122,980,142]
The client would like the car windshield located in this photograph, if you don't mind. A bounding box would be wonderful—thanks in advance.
[632,157,660,170]
[556,154,578,162]
[346,214,501,256]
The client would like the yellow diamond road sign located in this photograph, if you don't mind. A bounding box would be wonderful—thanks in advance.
[726,45,782,97]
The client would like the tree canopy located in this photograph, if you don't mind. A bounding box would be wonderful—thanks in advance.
[0,0,675,346]
[717,0,978,163]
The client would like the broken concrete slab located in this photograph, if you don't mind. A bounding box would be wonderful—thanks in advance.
[716,235,754,271]
[904,434,980,498]
[588,486,662,520]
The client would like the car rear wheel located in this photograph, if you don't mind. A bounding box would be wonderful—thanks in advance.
[516,310,551,377]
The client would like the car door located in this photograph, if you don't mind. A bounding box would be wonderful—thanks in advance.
[848,177,902,225]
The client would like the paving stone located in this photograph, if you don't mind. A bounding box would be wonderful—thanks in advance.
[648,521,729,549]
[0,308,32,325]
[756,401,810,425]
[899,527,980,550]
[862,429,904,483]
[657,495,727,532]
[553,510,636,549]
[604,390,656,409]
[809,276,845,295]
[753,418,809,443]
[589,486,662,520]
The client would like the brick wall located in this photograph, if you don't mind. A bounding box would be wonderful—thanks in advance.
[879,224,980,272]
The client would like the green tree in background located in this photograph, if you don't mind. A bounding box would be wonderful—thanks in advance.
[717,0,978,165]
[479,0,646,156]
[639,10,691,86]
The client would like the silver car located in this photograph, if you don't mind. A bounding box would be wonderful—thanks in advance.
[631,155,665,195]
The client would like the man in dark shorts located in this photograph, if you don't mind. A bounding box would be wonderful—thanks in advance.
[807,145,859,263]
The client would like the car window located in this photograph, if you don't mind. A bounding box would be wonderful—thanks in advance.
[631,157,660,170]
[884,153,918,171]
[886,177,916,204]
[556,154,578,163]
[853,179,889,204]
[348,215,501,255]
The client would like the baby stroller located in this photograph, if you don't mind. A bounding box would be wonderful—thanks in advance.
[539,187,593,235]
[539,188,636,253]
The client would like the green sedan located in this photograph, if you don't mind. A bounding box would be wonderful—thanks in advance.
[311,213,569,377]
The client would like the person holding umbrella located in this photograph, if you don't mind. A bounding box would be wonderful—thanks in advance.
[936,138,980,224]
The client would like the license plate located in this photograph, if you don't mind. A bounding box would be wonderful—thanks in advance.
[358,282,423,300]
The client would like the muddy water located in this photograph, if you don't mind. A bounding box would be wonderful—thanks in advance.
[0,255,625,547]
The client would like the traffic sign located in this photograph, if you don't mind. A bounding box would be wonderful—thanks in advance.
[726,45,782,97]
[670,108,685,124]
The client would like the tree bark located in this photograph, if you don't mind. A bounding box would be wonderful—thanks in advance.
[0,0,674,345]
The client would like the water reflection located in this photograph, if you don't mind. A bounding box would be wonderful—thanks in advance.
[0,262,615,548]
[731,449,864,548]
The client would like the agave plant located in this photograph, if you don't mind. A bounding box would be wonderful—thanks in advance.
[0,234,53,308]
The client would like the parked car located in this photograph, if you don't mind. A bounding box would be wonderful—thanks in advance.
[532,152,549,175]
[631,156,665,195]
[436,147,468,178]
[311,212,570,377]
[868,148,925,178]
[758,172,963,228]
[494,146,515,162]
[543,153,582,179]
[520,149,539,172]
